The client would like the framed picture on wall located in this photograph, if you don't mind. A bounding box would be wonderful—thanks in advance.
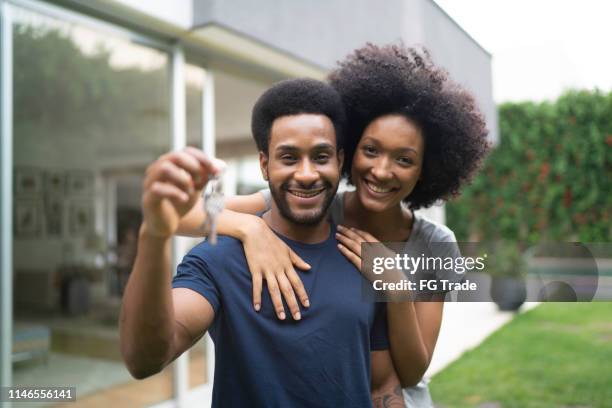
[44,195,64,237]
[44,170,66,195]
[69,201,93,235]
[15,200,42,237]
[67,170,93,197]
[15,167,42,197]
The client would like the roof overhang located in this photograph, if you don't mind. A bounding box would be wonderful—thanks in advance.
[185,23,327,80]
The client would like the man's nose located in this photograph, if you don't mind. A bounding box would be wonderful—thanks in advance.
[371,157,393,181]
[294,159,319,185]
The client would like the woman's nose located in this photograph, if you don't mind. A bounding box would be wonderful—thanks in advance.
[370,158,393,181]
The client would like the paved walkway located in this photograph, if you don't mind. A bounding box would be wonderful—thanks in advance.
[426,302,540,377]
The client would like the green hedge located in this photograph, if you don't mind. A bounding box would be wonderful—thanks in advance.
[447,90,612,243]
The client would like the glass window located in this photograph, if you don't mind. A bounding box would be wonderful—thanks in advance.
[186,63,204,149]
[11,6,173,405]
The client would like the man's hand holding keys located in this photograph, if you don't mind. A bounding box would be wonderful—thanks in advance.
[142,147,225,239]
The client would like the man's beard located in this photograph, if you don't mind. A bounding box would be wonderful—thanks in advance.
[269,181,337,226]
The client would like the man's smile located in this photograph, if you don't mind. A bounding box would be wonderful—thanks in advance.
[286,187,325,198]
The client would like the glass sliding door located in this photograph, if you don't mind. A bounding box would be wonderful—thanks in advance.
[10,3,174,406]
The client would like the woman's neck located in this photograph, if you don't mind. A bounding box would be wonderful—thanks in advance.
[344,191,413,242]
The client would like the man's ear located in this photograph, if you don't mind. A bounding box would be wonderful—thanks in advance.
[337,148,345,172]
[259,151,269,181]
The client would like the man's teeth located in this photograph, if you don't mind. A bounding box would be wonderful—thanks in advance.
[366,181,393,193]
[289,189,322,198]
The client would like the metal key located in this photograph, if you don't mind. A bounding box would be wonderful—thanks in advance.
[203,173,225,245]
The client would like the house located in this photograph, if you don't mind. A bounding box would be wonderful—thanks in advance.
[0,0,496,406]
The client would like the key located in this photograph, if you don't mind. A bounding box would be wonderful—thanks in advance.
[203,173,225,245]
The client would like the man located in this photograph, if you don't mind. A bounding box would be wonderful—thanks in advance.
[120,78,403,407]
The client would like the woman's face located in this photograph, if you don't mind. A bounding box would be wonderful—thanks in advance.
[350,114,424,213]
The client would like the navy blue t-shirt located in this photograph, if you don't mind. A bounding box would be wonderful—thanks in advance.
[172,223,388,407]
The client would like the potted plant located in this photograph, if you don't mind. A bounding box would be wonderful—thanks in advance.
[487,241,527,311]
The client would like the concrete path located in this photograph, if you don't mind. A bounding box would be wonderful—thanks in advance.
[426,302,540,377]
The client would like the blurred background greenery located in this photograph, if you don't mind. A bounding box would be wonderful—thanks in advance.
[447,91,612,244]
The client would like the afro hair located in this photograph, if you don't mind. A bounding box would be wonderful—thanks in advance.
[251,78,346,154]
[328,43,490,209]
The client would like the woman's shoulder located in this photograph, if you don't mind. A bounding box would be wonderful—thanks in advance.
[412,211,457,244]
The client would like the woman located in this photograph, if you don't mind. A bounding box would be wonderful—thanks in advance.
[177,44,489,406]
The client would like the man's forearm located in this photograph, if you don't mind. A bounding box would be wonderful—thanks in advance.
[119,224,176,378]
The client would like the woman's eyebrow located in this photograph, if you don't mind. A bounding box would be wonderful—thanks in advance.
[360,137,379,145]
[396,147,418,154]
[361,137,417,154]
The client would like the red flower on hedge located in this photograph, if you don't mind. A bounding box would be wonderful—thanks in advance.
[538,162,550,181]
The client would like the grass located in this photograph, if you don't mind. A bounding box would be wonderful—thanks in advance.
[429,303,612,408]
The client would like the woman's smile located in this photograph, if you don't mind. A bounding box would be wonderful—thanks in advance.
[363,179,398,195]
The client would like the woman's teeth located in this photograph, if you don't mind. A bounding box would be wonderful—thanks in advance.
[365,180,393,194]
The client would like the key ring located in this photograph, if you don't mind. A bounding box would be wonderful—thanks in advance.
[202,172,225,244]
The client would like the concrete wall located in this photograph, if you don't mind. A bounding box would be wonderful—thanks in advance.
[193,0,406,69]
[192,0,498,142]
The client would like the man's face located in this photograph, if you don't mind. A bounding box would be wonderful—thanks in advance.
[260,114,343,225]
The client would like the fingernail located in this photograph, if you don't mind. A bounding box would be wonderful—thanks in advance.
[294,312,301,320]
[279,312,286,320]
[254,303,260,311]
[304,299,310,307]
[337,225,344,230]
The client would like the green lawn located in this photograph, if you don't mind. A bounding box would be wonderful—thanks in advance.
[429,303,612,408]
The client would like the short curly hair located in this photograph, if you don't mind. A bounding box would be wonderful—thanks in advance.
[251,78,346,154]
[328,43,490,209]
